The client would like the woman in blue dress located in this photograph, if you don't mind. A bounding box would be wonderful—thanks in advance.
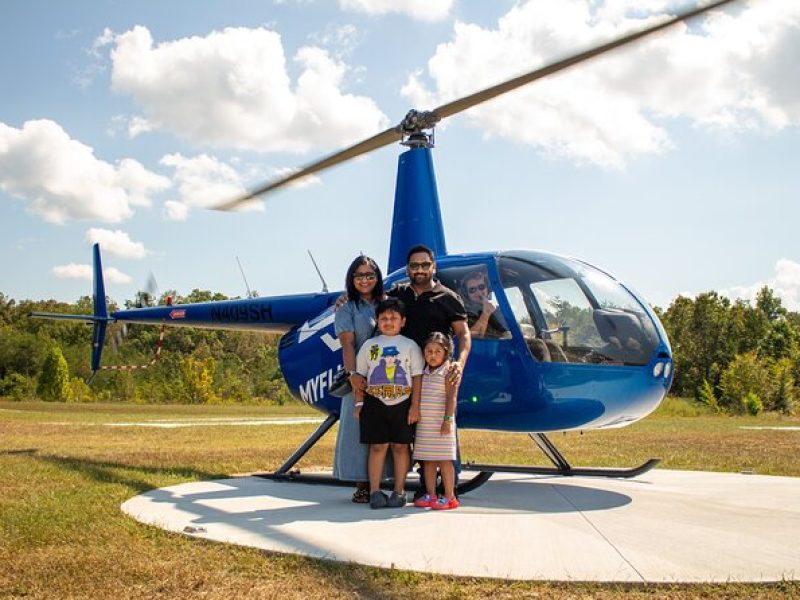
[333,255,388,502]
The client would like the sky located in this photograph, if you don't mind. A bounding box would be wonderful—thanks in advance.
[1,0,798,311]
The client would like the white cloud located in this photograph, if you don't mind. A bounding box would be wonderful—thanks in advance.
[0,119,171,223]
[403,0,800,169]
[107,26,389,152]
[721,259,800,313]
[159,153,253,218]
[163,200,189,221]
[91,27,115,58]
[308,23,360,57]
[338,0,453,22]
[85,228,147,259]
[53,263,93,280]
[53,263,132,284]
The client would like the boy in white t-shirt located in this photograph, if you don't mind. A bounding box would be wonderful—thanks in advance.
[353,297,424,509]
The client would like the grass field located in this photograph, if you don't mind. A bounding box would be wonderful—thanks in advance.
[1,397,798,599]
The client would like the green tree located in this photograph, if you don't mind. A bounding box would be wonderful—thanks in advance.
[769,359,795,414]
[719,352,769,414]
[660,292,735,397]
[0,292,15,325]
[184,289,228,304]
[0,326,47,379]
[755,286,786,322]
[0,373,33,400]
[36,346,72,402]
[728,299,768,355]
[179,356,219,404]
[758,319,797,361]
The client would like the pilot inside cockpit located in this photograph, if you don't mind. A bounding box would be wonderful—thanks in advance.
[461,270,510,339]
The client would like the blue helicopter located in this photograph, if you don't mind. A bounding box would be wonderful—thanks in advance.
[32,1,732,492]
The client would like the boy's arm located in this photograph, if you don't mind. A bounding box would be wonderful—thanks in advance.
[353,390,364,418]
[408,374,421,425]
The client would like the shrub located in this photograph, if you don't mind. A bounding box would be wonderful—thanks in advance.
[744,391,762,416]
[696,379,719,412]
[36,346,72,402]
[719,353,769,414]
[0,373,34,400]
[68,377,95,403]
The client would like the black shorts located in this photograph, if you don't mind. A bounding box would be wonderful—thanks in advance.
[359,394,414,444]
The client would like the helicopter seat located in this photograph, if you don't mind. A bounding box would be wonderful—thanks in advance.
[518,323,551,362]
[529,338,551,362]
[593,309,645,363]
[544,340,568,362]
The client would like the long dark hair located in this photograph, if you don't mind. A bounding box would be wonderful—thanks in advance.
[345,255,384,306]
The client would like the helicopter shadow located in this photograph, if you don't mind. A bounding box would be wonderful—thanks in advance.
[136,472,632,536]
[459,474,633,514]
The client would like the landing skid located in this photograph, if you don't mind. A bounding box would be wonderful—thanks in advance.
[464,433,660,479]
[256,418,659,495]
[255,413,491,494]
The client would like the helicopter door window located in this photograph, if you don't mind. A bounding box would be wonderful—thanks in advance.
[504,286,551,361]
[529,278,603,363]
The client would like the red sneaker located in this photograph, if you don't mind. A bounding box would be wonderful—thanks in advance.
[413,493,437,508]
[431,496,459,510]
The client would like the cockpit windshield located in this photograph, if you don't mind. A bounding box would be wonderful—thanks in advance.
[497,251,660,366]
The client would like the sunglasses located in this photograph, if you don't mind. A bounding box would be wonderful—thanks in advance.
[408,261,433,271]
[353,272,377,281]
[467,283,487,294]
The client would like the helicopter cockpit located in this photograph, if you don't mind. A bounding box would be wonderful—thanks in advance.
[495,251,662,366]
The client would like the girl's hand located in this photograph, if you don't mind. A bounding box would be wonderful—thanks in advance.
[440,420,453,435]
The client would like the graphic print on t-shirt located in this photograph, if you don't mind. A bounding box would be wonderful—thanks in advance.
[366,345,410,400]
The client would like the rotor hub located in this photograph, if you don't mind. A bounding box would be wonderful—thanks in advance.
[398,109,439,148]
[401,131,434,148]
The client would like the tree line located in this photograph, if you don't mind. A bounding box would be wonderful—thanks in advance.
[0,290,294,405]
[0,286,796,414]
[655,286,796,415]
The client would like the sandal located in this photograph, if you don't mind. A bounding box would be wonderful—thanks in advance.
[352,488,370,503]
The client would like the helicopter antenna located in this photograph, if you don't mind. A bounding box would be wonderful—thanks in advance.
[307,250,329,293]
[235,256,254,298]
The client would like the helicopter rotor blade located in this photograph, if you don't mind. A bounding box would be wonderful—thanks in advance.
[214,0,734,210]
[431,0,734,122]
[214,126,402,211]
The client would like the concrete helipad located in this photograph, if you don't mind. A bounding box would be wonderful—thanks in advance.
[121,469,800,582]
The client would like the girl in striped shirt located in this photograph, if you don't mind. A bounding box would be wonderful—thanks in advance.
[412,332,459,510]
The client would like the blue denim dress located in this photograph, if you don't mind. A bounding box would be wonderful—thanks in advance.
[333,299,392,481]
